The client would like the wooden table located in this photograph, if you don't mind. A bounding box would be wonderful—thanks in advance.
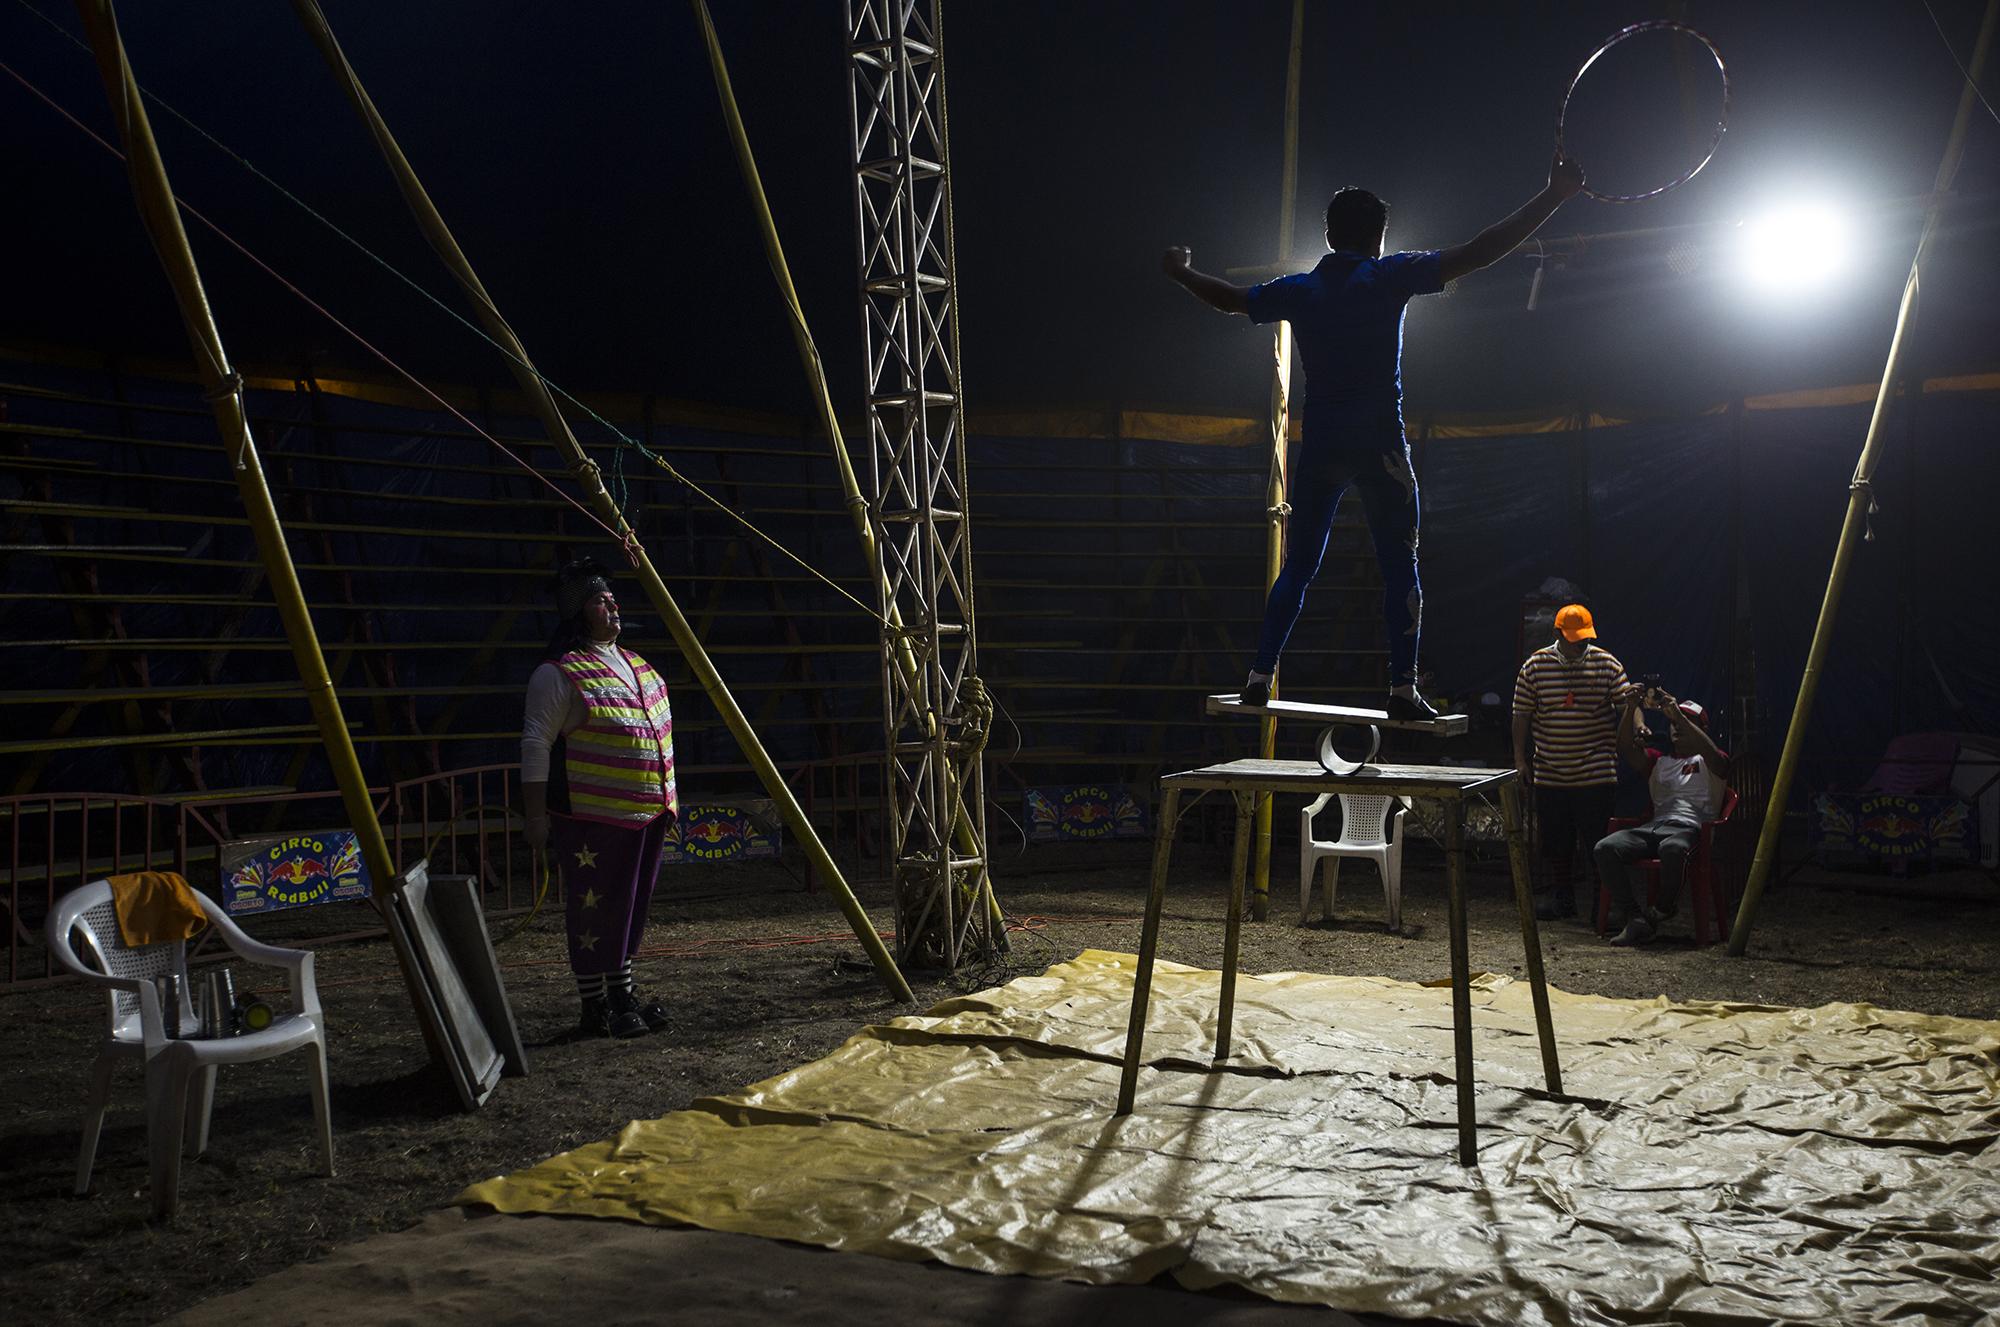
[1114,758,1562,1165]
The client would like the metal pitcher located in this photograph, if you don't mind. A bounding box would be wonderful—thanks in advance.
[201,968,237,1038]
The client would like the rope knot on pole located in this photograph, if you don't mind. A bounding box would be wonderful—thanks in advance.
[201,371,251,469]
[202,370,245,403]
[954,675,993,756]
[1851,477,1880,542]
[884,618,934,656]
[1267,501,1292,523]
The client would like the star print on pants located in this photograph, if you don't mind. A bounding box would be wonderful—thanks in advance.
[580,887,601,910]
[576,929,599,953]
[573,844,598,869]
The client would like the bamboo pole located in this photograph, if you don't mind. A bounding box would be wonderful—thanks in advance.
[1728,0,1997,955]
[1251,0,1306,921]
[289,0,912,1001]
[689,0,1003,941]
[71,0,441,1046]
[73,0,395,897]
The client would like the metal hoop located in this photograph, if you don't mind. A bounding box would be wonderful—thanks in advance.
[1557,20,1730,204]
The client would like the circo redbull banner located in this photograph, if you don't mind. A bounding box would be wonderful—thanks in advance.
[664,801,781,865]
[1811,792,1979,867]
[221,830,373,915]
[1025,785,1148,844]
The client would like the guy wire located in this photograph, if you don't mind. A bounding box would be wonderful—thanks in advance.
[10,0,884,624]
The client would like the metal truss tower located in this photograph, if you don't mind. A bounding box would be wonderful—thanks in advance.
[845,0,994,969]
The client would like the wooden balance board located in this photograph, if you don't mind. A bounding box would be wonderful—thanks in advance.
[1205,693,1469,774]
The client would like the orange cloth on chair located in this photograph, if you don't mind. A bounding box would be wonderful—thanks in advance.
[106,871,209,947]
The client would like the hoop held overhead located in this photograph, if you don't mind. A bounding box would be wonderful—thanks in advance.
[1558,20,1730,204]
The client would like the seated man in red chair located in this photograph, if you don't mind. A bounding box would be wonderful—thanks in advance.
[1594,685,1730,946]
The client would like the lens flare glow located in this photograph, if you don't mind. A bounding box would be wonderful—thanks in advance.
[1740,204,1852,290]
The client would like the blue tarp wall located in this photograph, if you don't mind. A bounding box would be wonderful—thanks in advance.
[1423,391,1999,800]
[5,350,1997,810]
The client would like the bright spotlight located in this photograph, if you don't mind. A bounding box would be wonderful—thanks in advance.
[1739,204,1852,290]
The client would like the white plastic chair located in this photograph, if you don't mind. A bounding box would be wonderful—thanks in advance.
[45,879,334,1217]
[1299,793,1408,930]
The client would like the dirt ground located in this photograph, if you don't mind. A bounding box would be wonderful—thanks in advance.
[4,834,1996,1326]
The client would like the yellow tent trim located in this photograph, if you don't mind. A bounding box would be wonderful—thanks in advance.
[6,341,1997,449]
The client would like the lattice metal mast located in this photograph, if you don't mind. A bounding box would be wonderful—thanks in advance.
[846,0,993,968]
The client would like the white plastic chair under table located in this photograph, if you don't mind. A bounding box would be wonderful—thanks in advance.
[1299,792,1408,929]
[45,879,334,1218]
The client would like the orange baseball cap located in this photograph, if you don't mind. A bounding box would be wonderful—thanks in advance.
[1554,604,1597,642]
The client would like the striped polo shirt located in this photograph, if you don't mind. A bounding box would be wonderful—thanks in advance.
[1513,642,1628,788]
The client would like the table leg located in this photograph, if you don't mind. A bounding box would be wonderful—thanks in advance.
[1216,789,1253,1062]
[1501,779,1563,1094]
[1444,799,1477,1165]
[1117,786,1181,1116]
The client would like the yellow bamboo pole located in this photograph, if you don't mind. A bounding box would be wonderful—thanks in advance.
[290,0,912,1001]
[1729,0,1997,955]
[74,0,397,901]
[1252,0,1305,921]
[69,0,459,1070]
[689,0,1003,940]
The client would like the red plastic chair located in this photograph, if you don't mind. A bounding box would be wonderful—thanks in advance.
[1595,789,1739,945]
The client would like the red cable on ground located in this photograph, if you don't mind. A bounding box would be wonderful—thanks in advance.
[308,913,1145,990]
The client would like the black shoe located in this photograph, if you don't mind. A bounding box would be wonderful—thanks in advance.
[1239,676,1272,707]
[602,987,649,1039]
[1533,891,1576,921]
[581,992,648,1039]
[631,991,671,1034]
[1386,690,1441,722]
[578,995,614,1038]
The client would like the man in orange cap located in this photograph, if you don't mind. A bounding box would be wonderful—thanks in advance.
[1513,604,1630,919]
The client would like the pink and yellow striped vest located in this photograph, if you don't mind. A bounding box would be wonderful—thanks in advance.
[555,648,677,827]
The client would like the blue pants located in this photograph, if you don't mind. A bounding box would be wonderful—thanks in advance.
[1252,432,1421,685]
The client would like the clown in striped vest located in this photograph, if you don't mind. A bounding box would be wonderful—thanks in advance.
[521,560,680,1039]
[553,648,677,826]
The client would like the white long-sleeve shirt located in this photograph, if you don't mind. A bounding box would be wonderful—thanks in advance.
[519,642,639,783]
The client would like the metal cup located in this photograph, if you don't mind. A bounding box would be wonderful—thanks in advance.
[202,969,237,1038]
[154,973,184,1039]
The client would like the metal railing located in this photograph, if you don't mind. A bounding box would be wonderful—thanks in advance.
[4,756,888,992]
[4,791,186,987]
[386,764,528,911]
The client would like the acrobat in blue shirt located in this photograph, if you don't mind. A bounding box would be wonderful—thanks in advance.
[1161,154,1584,715]
[1244,249,1444,689]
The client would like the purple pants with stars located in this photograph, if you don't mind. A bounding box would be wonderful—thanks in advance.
[550,810,673,976]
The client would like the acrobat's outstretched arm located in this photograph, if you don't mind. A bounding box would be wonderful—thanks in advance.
[1161,245,1251,316]
[1437,154,1586,285]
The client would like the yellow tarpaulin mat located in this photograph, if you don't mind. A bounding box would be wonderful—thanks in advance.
[460,950,2000,1325]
